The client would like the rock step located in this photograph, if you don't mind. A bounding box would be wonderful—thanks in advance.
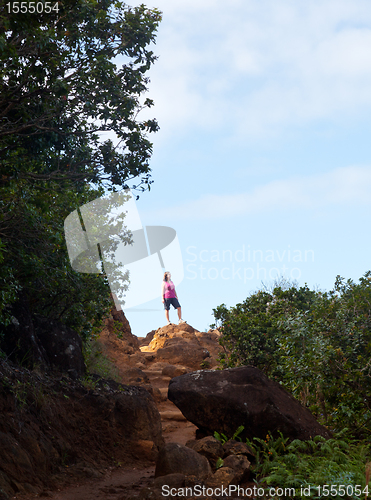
[148,376,171,386]
[142,370,165,377]
[159,410,187,421]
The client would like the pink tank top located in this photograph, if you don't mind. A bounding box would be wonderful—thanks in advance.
[164,281,176,299]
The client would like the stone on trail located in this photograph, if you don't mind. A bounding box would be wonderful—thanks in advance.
[155,442,211,480]
[168,365,332,441]
[185,436,224,467]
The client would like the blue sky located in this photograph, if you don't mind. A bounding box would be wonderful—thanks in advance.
[108,0,371,337]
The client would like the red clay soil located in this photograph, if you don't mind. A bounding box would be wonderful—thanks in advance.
[11,323,206,500]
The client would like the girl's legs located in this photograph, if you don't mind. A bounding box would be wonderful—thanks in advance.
[165,309,170,324]
[177,307,182,321]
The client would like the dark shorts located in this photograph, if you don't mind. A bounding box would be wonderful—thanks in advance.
[164,297,181,310]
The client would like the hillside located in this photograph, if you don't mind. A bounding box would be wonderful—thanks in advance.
[0,315,224,500]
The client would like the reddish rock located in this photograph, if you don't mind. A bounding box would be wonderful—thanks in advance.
[102,303,140,354]
[119,367,150,385]
[140,330,156,346]
[185,436,224,467]
[205,466,239,488]
[148,324,201,351]
[222,440,255,460]
[222,454,250,482]
[156,343,210,369]
[162,365,189,378]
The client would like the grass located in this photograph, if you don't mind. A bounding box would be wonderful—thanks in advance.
[83,334,121,383]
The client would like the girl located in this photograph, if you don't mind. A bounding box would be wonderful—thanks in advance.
[162,271,186,325]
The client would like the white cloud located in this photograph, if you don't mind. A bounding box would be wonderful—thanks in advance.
[132,0,371,140]
[143,166,371,220]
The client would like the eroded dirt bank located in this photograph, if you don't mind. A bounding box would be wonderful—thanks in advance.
[2,321,221,500]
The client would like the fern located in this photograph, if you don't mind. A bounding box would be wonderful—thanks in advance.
[214,424,245,444]
[213,431,229,444]
[232,424,245,441]
[249,431,371,499]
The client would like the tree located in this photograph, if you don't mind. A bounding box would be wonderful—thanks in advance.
[0,1,161,363]
[0,0,161,189]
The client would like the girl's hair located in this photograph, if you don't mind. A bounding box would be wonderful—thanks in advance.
[163,271,170,282]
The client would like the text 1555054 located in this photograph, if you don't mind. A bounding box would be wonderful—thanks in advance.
[6,2,59,13]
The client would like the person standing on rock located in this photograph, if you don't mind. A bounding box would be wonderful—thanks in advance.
[162,271,186,326]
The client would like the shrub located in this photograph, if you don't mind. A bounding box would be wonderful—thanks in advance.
[212,273,371,437]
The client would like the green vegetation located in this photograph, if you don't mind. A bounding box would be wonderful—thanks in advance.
[0,2,161,354]
[249,431,371,499]
[213,427,371,499]
[83,333,121,384]
[214,424,245,445]
[213,273,371,438]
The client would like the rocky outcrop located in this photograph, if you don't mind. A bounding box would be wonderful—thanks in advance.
[168,365,332,441]
[139,330,156,347]
[100,304,140,356]
[148,323,200,351]
[142,324,223,370]
[95,308,143,378]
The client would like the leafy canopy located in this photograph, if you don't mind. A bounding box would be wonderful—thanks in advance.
[0,0,161,190]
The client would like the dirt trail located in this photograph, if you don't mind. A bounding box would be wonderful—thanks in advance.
[48,466,155,500]
[45,373,197,500]
[36,332,200,500]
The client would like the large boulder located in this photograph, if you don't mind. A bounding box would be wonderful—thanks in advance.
[168,366,332,441]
